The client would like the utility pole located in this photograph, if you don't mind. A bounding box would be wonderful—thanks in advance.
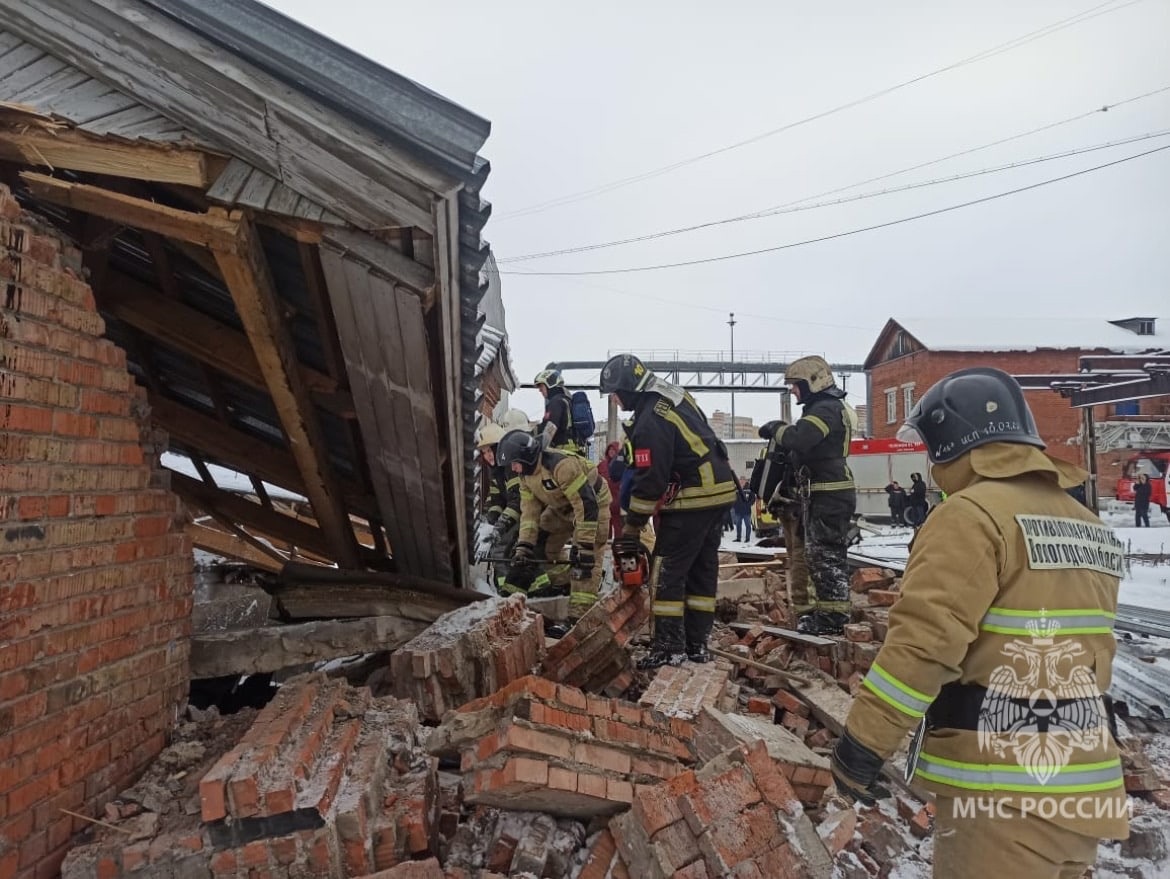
[728,312,736,439]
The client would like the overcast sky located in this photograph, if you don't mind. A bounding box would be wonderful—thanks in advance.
[270,0,1170,425]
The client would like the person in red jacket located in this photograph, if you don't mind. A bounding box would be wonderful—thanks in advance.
[598,441,624,541]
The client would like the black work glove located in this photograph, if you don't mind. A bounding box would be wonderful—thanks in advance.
[511,541,536,571]
[571,548,595,578]
[830,730,891,806]
[486,509,500,526]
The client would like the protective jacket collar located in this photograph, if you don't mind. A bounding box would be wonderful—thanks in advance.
[931,442,1087,495]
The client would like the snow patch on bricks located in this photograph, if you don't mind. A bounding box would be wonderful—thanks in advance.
[390,594,546,722]
[541,584,649,695]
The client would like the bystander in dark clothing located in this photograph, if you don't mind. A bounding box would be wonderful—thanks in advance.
[598,441,625,541]
[1134,474,1152,527]
[884,481,907,525]
[732,478,757,542]
[907,473,929,526]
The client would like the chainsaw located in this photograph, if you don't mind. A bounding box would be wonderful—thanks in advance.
[612,545,650,589]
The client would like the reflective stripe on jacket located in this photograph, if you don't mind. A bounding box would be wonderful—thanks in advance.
[843,443,1127,839]
[518,450,610,549]
[779,392,855,492]
[625,393,736,521]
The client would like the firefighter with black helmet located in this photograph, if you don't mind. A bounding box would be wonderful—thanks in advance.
[769,355,856,636]
[496,429,611,618]
[534,369,577,452]
[600,353,737,668]
[831,368,1127,878]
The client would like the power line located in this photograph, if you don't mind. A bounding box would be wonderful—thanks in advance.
[497,0,1146,220]
[498,125,1170,263]
[495,144,1170,276]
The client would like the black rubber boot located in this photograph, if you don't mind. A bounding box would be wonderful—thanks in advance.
[797,610,849,636]
[638,617,687,670]
[686,643,711,664]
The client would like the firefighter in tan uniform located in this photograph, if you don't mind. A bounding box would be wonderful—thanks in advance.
[831,368,1128,878]
[496,430,611,619]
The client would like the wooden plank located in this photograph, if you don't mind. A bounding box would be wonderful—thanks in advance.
[170,470,335,560]
[728,621,836,648]
[430,196,469,583]
[19,172,239,249]
[268,583,468,624]
[103,269,350,415]
[321,229,435,302]
[338,258,421,575]
[212,214,360,568]
[0,127,213,185]
[317,247,404,572]
[187,521,285,573]
[189,615,428,678]
[0,1,276,168]
[395,287,451,578]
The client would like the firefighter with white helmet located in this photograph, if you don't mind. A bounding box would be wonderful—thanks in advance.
[768,355,857,635]
[831,368,1127,878]
[475,421,522,583]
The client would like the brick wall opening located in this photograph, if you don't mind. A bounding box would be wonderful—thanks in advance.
[1,183,193,878]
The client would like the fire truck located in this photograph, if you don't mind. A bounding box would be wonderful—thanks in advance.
[1115,450,1170,518]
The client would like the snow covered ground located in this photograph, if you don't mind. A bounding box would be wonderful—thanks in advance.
[728,514,1170,612]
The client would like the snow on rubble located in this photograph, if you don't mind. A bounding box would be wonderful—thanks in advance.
[65,537,1170,877]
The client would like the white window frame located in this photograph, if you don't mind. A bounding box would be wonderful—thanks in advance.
[902,383,916,418]
[885,388,898,424]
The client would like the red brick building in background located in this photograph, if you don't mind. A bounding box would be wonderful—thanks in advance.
[864,316,1170,498]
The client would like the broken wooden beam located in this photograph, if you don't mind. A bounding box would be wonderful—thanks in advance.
[270,561,484,623]
[213,213,360,568]
[20,171,240,249]
[0,127,216,187]
[171,471,335,560]
[189,614,427,677]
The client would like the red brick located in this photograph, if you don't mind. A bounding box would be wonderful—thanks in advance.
[844,624,873,643]
[867,590,899,607]
[745,697,772,716]
[770,689,809,717]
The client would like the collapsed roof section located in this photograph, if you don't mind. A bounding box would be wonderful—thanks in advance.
[0,0,506,586]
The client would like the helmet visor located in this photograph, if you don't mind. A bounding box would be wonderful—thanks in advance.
[896,421,924,445]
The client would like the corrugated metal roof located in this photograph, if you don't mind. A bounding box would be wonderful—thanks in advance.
[140,0,490,177]
[0,29,203,143]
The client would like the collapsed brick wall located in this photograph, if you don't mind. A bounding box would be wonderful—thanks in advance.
[0,183,193,878]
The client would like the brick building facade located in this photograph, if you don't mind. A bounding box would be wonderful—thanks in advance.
[865,317,1170,497]
[0,185,193,877]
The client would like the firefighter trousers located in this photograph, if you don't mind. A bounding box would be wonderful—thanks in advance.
[933,800,1099,878]
[540,501,611,616]
[804,491,854,614]
[648,507,726,651]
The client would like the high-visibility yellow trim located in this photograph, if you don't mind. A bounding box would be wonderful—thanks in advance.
[804,415,830,437]
[871,663,932,702]
[653,600,685,617]
[570,591,598,608]
[686,595,716,612]
[564,472,588,496]
[629,496,659,515]
[506,477,521,489]
[660,408,709,457]
[915,753,1123,794]
[810,479,856,491]
[520,485,535,500]
[698,461,715,488]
